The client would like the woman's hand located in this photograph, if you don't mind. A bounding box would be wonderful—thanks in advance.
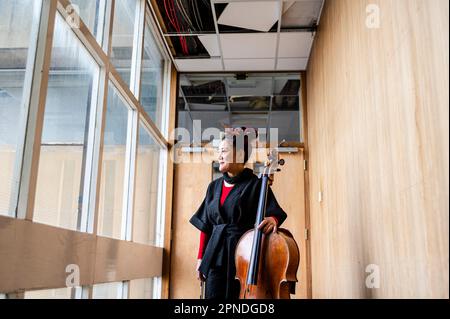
[258,217,278,234]
[268,174,274,186]
[196,259,205,282]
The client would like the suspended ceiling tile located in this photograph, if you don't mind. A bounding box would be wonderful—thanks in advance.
[277,58,309,70]
[278,32,314,58]
[198,35,221,57]
[217,1,280,32]
[224,59,275,71]
[221,33,277,59]
[175,58,223,72]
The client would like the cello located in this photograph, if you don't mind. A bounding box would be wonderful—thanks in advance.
[235,149,300,299]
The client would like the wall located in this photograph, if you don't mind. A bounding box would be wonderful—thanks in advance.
[306,0,449,298]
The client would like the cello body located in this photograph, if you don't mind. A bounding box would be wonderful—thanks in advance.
[234,148,300,299]
[235,228,300,299]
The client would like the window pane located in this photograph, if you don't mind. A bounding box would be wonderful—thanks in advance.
[129,278,154,299]
[141,11,165,130]
[69,0,103,41]
[92,282,126,299]
[0,0,40,216]
[133,124,161,246]
[110,0,138,87]
[97,83,130,240]
[33,14,99,231]
[25,287,75,299]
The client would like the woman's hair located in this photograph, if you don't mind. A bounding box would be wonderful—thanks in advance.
[222,127,258,164]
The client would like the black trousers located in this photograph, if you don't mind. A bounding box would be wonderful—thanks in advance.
[205,266,240,300]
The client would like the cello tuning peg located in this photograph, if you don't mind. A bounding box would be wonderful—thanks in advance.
[278,159,285,166]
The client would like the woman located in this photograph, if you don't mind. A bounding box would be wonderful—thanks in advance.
[189,128,287,299]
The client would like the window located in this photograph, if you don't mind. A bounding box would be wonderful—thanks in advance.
[92,282,128,299]
[132,124,162,246]
[129,278,154,299]
[110,0,139,88]
[140,10,166,130]
[69,0,105,43]
[0,0,170,298]
[97,83,132,240]
[24,287,85,299]
[0,0,41,217]
[33,13,100,231]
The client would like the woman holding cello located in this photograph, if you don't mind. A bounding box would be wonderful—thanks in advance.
[189,127,290,300]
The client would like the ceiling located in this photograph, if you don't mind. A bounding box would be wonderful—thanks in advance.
[150,0,325,72]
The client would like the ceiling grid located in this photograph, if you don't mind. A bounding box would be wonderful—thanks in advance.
[152,0,324,72]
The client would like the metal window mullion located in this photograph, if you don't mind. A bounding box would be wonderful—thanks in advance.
[154,148,167,247]
[79,61,102,232]
[84,67,108,234]
[17,0,58,221]
[90,0,115,236]
[121,107,138,241]
[95,0,108,45]
[153,277,162,299]
[9,0,43,217]
[122,281,129,299]
[123,0,146,242]
[102,0,114,54]
[160,54,172,139]
[130,0,146,98]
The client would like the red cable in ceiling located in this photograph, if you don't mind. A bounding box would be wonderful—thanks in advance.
[163,0,189,56]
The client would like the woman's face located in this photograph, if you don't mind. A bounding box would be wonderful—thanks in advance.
[218,140,233,173]
[219,139,246,173]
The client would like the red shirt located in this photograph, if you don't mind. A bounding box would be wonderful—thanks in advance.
[197,182,233,259]
[197,182,279,259]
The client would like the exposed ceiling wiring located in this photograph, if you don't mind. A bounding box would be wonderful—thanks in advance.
[163,0,189,55]
[176,0,195,31]
[191,0,204,31]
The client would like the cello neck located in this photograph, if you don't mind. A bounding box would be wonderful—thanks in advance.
[246,173,270,285]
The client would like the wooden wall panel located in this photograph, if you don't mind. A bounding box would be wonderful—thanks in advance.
[306,0,449,298]
[170,152,214,299]
[0,216,163,293]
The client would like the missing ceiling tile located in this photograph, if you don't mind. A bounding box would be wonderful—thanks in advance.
[281,0,323,30]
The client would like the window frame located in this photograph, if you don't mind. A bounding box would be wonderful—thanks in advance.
[0,0,44,218]
[1,0,173,298]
